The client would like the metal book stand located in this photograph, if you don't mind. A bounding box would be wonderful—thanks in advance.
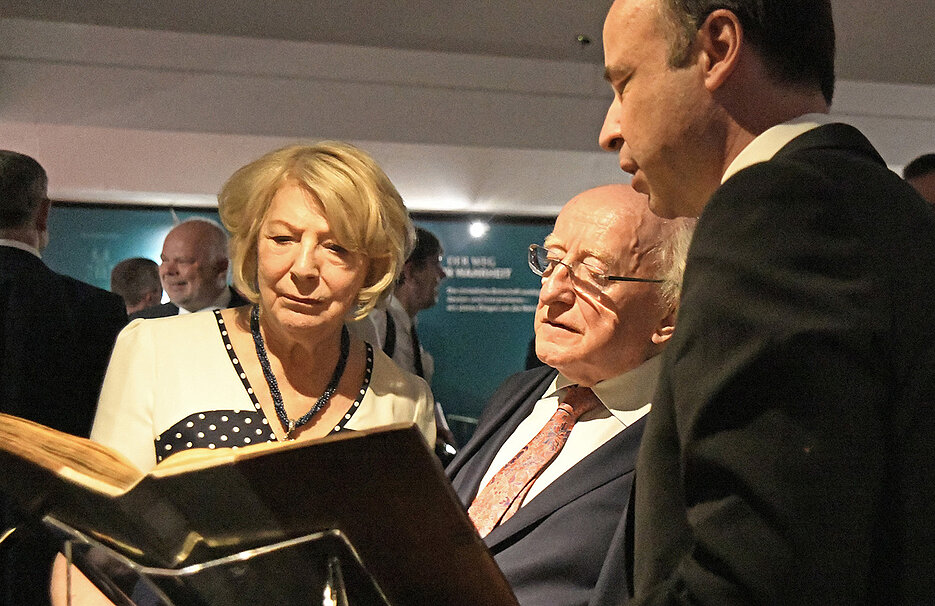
[45,517,392,606]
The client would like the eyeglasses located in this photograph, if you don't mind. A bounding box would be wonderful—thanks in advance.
[527,244,663,291]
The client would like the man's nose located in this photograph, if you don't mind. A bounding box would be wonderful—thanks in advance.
[599,98,623,152]
[537,262,576,305]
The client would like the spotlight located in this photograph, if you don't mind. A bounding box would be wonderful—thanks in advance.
[468,221,490,239]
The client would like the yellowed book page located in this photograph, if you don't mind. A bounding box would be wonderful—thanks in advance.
[0,413,142,493]
[149,439,284,475]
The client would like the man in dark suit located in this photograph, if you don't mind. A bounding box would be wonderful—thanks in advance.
[130,218,246,319]
[0,150,126,605]
[599,1,935,604]
[447,184,692,606]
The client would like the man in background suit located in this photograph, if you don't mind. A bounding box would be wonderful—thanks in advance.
[130,218,246,319]
[0,150,126,605]
[447,184,692,606]
[110,256,162,315]
[350,226,458,461]
[599,0,935,603]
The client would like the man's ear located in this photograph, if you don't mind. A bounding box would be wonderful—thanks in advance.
[143,289,162,308]
[651,309,677,346]
[400,260,415,283]
[34,198,51,233]
[216,257,229,275]
[697,9,743,92]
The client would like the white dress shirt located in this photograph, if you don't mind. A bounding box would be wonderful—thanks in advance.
[477,354,661,506]
[177,286,233,314]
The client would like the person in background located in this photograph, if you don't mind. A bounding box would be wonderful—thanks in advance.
[350,226,457,459]
[352,227,445,380]
[0,150,126,606]
[448,184,692,606]
[903,152,935,204]
[599,0,935,603]
[130,217,247,319]
[52,141,436,604]
[109,257,162,315]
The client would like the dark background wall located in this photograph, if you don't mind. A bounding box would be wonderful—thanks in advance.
[47,204,553,443]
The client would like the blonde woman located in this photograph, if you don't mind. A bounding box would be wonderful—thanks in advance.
[53,142,436,604]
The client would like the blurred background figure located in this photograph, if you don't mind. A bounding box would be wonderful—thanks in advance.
[0,150,126,606]
[354,227,445,379]
[109,257,162,315]
[904,153,935,204]
[130,217,247,319]
[350,226,457,461]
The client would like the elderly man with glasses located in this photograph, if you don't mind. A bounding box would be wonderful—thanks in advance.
[447,183,692,606]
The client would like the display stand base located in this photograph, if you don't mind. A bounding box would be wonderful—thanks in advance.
[47,516,391,606]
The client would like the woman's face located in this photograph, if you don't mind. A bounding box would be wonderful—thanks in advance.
[256,182,369,337]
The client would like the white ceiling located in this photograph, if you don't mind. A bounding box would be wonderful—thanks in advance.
[3,0,935,87]
[1,1,933,214]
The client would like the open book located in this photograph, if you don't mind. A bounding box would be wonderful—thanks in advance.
[0,413,517,606]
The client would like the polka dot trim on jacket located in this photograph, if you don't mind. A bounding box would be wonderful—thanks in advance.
[152,312,374,463]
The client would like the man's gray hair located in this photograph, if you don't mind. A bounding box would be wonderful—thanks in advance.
[0,150,47,230]
[656,218,695,315]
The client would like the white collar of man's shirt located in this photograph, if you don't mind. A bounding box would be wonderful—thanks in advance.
[553,353,662,425]
[177,286,232,314]
[721,112,834,184]
[386,294,414,331]
[0,239,41,259]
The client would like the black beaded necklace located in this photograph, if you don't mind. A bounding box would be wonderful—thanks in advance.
[250,305,350,440]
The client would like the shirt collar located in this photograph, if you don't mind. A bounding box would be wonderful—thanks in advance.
[551,354,662,423]
[178,286,232,314]
[386,294,413,329]
[0,239,41,259]
[721,113,833,184]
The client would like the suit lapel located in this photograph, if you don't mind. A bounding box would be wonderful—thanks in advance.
[448,367,557,504]
[483,414,646,549]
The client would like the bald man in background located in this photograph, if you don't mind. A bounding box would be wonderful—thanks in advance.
[131,218,246,319]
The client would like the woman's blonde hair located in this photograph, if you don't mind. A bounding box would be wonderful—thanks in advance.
[218,142,414,320]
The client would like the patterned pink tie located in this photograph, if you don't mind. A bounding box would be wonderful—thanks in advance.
[468,386,601,537]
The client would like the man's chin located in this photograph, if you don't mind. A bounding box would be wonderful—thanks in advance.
[535,339,579,366]
[650,194,691,220]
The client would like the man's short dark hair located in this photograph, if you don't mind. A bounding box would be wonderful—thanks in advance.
[0,150,48,229]
[904,154,935,181]
[397,227,442,286]
[662,0,836,105]
[407,227,442,268]
[111,257,161,306]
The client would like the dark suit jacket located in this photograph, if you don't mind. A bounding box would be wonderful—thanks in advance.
[633,123,935,605]
[448,365,648,606]
[0,244,127,606]
[0,245,126,435]
[128,285,248,319]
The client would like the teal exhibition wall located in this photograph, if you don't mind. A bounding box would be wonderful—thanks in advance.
[46,204,553,441]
